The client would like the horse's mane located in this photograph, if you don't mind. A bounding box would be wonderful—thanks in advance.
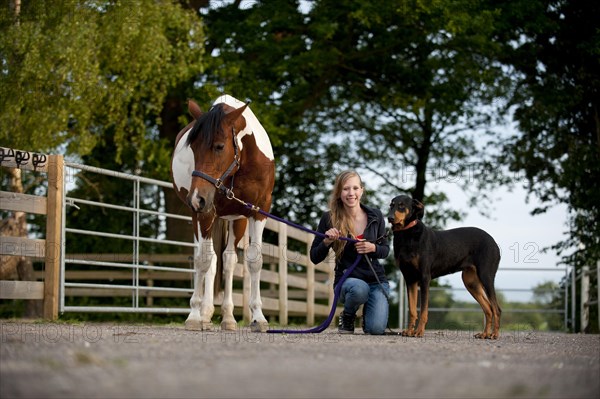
[185,103,226,147]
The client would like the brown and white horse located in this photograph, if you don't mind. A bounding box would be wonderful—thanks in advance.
[171,95,275,332]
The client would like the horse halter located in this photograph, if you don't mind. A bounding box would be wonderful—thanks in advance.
[191,127,240,200]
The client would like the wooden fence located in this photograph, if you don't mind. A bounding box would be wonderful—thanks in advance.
[1,147,339,325]
[0,147,63,319]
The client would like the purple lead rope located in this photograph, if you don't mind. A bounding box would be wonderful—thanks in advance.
[266,255,361,334]
[242,204,361,334]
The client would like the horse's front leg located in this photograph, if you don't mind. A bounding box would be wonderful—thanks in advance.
[185,236,216,331]
[247,218,268,332]
[220,222,239,331]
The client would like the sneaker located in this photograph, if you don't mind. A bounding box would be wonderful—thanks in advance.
[338,311,356,334]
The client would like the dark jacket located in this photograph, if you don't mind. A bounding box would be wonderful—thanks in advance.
[310,204,390,286]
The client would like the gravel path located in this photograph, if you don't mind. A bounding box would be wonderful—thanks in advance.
[1,321,598,399]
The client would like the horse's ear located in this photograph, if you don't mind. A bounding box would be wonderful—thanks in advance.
[412,199,425,220]
[224,103,249,131]
[188,100,203,119]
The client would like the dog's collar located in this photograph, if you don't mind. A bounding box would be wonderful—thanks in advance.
[400,220,418,230]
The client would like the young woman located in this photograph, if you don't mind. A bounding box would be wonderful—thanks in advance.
[310,171,390,334]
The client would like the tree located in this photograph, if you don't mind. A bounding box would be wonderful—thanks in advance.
[0,0,205,283]
[492,0,599,331]
[0,1,204,161]
[201,1,598,329]
[496,0,600,270]
[532,281,559,306]
[201,0,514,228]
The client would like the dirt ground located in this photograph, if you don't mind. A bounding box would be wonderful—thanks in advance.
[1,321,598,399]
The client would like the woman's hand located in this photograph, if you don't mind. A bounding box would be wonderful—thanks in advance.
[323,228,341,246]
[355,240,375,254]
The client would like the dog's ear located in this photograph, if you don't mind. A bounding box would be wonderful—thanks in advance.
[412,199,425,220]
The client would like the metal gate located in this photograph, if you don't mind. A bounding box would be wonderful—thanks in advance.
[60,162,196,314]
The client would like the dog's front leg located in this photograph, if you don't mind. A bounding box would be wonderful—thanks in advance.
[402,281,419,336]
[414,277,430,337]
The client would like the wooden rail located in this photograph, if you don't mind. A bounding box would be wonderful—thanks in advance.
[0,147,63,319]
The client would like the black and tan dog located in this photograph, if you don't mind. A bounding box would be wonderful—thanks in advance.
[388,195,501,339]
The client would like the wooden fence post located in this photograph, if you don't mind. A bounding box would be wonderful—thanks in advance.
[43,154,63,320]
[571,266,576,331]
[580,265,590,333]
[327,256,335,316]
[306,234,315,326]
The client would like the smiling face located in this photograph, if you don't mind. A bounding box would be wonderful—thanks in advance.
[339,175,363,210]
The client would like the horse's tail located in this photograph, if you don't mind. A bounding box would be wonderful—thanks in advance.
[211,218,228,293]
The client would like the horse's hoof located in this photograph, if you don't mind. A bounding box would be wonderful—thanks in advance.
[201,322,215,331]
[221,320,237,331]
[250,320,269,333]
[186,319,214,331]
[185,319,202,331]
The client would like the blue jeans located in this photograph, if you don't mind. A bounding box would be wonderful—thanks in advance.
[340,277,390,335]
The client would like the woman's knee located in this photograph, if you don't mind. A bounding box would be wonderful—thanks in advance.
[364,310,388,334]
[364,285,389,334]
[343,279,370,302]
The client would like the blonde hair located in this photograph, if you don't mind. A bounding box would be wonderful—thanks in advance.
[328,170,363,258]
